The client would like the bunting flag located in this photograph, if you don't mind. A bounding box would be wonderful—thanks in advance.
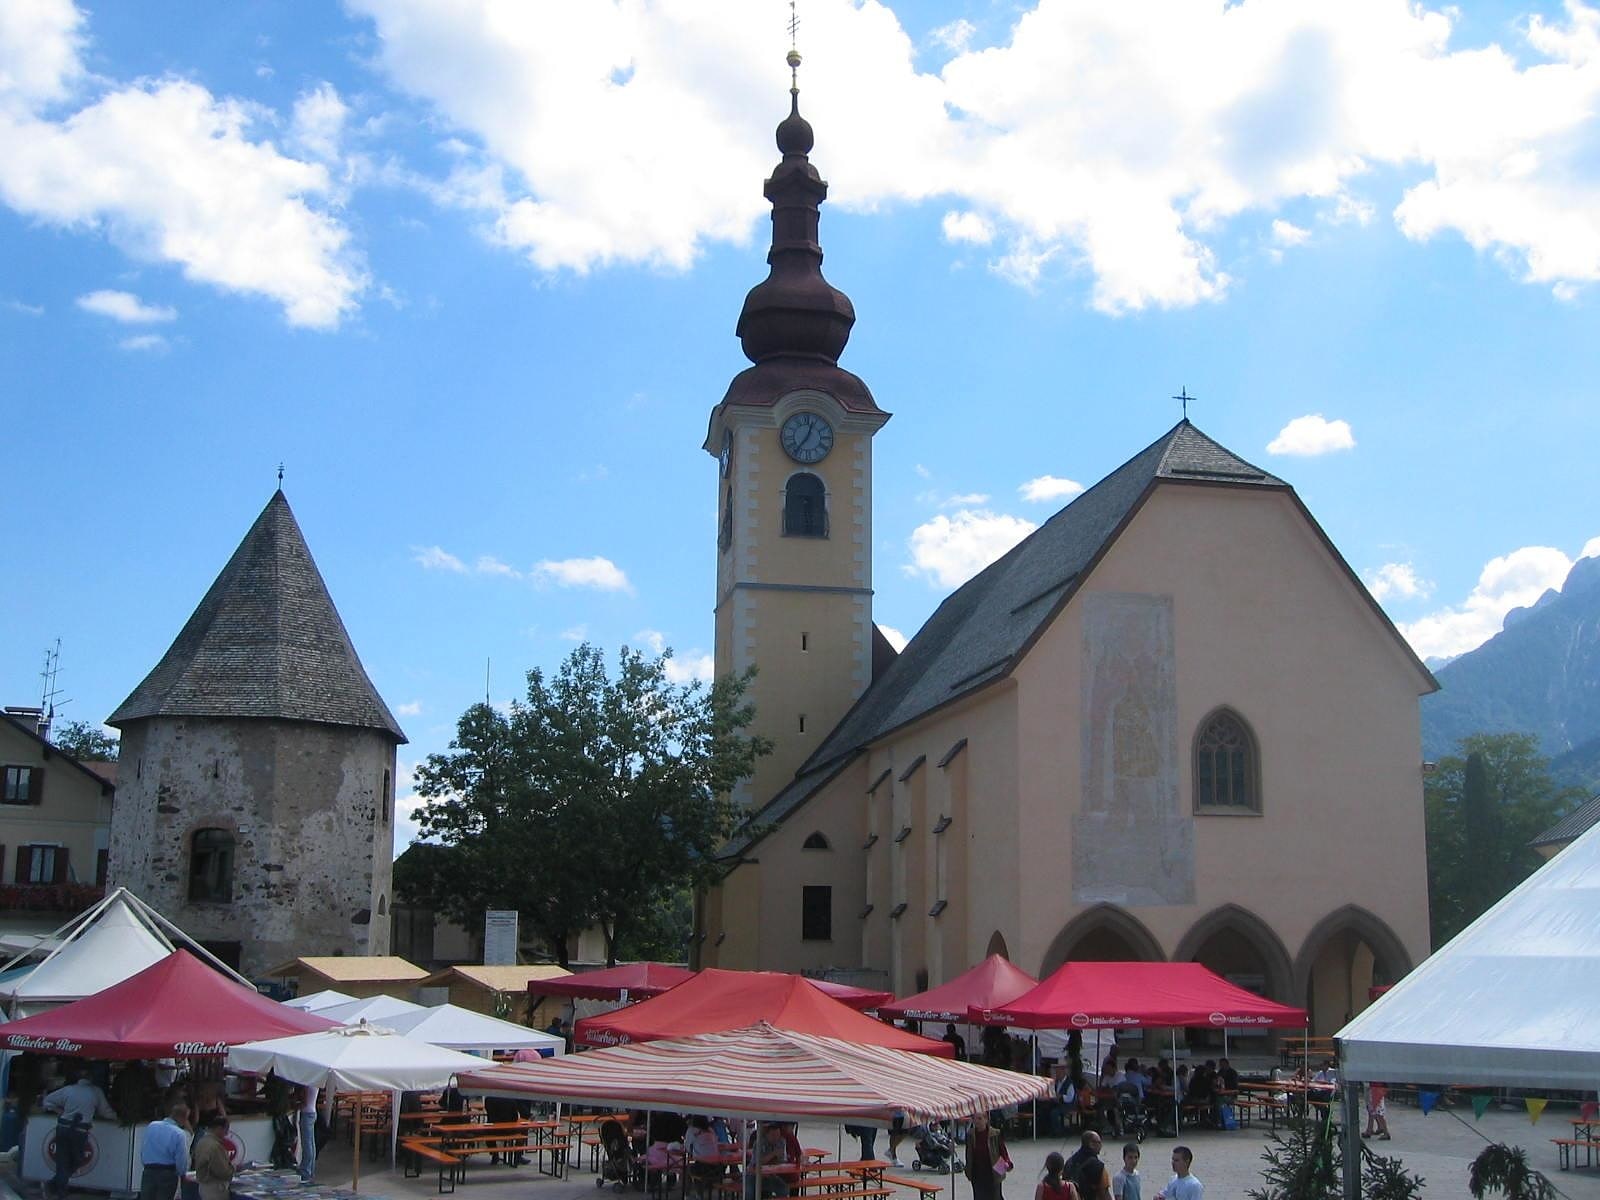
[1471,1094,1492,1120]
[1526,1098,1548,1124]
[1419,1090,1441,1115]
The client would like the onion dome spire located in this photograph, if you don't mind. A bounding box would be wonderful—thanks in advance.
[735,52,856,367]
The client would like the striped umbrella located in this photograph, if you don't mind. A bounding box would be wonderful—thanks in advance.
[456,1020,1051,1122]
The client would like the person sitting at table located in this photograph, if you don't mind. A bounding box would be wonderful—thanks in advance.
[1216,1059,1239,1092]
[1074,1071,1104,1132]
[756,1124,789,1197]
[191,1114,235,1200]
[1117,1060,1146,1101]
[1185,1064,1215,1127]
[687,1115,724,1195]
[779,1123,804,1169]
[1311,1060,1339,1088]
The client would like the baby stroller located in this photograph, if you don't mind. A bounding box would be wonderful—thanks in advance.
[597,1119,635,1192]
[910,1122,964,1173]
[1117,1092,1152,1144]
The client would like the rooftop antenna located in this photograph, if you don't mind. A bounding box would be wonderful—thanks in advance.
[40,639,69,724]
[1172,386,1196,421]
[485,657,491,707]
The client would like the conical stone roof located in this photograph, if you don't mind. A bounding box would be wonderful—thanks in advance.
[109,491,406,742]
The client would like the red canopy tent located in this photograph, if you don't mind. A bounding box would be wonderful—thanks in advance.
[975,961,1307,1029]
[529,962,695,1002]
[878,954,1038,1024]
[0,949,336,1059]
[808,979,894,1011]
[575,968,954,1055]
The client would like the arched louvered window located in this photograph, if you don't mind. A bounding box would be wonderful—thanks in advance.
[783,473,827,538]
[1193,708,1261,813]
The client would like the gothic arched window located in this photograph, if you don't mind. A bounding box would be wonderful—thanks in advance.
[783,473,828,538]
[1193,708,1260,813]
[189,828,236,903]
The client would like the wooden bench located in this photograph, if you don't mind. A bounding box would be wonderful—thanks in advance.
[399,1138,463,1194]
[790,1174,871,1193]
[881,1173,943,1200]
[1552,1138,1600,1170]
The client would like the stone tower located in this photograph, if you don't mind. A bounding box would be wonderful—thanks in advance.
[705,68,891,808]
[107,490,406,977]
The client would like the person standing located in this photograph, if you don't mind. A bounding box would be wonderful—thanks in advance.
[1153,1146,1202,1200]
[842,1124,877,1161]
[191,1115,235,1200]
[138,1103,192,1200]
[964,1112,1012,1200]
[1110,1144,1142,1200]
[943,1025,968,1060]
[1063,1131,1110,1200]
[42,1069,115,1199]
[1363,1083,1391,1140]
[296,1085,320,1183]
[1034,1151,1080,1200]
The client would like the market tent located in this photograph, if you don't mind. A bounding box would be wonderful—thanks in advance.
[978,961,1307,1029]
[0,892,174,1016]
[375,1003,565,1054]
[1338,819,1600,1088]
[808,979,894,1010]
[316,994,425,1024]
[531,962,694,1001]
[460,1021,1047,1122]
[0,949,336,1058]
[283,989,356,1012]
[227,1022,486,1093]
[576,968,953,1055]
[878,955,1038,1024]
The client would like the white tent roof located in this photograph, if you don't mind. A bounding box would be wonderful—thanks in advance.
[0,895,172,1012]
[316,994,424,1024]
[1338,819,1600,1088]
[375,1004,566,1054]
[227,1022,487,1092]
[283,989,356,1012]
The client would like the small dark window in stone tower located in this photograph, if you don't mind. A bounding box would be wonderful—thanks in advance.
[783,473,827,538]
[382,769,391,826]
[720,488,734,552]
[1194,708,1260,812]
[801,884,832,941]
[189,828,236,903]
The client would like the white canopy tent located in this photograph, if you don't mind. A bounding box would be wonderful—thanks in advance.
[1338,818,1600,1088]
[315,994,424,1024]
[283,989,356,1012]
[374,1003,565,1054]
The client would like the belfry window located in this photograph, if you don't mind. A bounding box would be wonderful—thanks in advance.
[783,473,828,538]
[1194,708,1260,813]
[189,828,236,903]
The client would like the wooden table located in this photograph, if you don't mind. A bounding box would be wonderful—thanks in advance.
[432,1119,566,1178]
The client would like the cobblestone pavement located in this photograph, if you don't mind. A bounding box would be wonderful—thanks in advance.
[275,1105,1600,1200]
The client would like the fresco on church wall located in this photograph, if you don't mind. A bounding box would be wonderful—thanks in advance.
[1074,592,1195,906]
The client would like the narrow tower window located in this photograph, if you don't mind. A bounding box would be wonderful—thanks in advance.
[801,632,809,651]
[798,714,807,733]
[189,828,236,903]
[783,473,828,538]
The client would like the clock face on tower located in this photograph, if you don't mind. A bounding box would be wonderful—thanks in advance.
[780,412,834,464]
[720,429,733,477]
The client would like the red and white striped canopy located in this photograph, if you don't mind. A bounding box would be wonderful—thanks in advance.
[456,1021,1051,1123]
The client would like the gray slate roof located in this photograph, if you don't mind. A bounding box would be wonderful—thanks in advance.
[109,491,407,742]
[1531,793,1600,848]
[722,421,1283,857]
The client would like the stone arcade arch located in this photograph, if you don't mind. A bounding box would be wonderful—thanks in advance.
[1293,905,1414,1036]
[1173,903,1296,1049]
[1039,904,1165,976]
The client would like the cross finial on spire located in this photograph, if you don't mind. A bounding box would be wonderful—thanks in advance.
[1172,386,1196,420]
[276,462,285,487]
[787,1,801,91]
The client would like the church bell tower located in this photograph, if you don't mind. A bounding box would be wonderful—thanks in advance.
[705,54,890,808]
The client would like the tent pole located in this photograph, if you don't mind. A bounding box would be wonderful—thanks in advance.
[1171,1029,1178,1138]
[1340,1080,1361,1200]
[352,1093,362,1192]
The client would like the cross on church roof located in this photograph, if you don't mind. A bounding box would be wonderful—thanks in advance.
[1172,386,1197,420]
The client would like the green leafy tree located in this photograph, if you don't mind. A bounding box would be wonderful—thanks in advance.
[410,643,769,966]
[1469,1144,1554,1200]
[52,719,119,761]
[1425,733,1584,945]
[1248,1116,1424,1200]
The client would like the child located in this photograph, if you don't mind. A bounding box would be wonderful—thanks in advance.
[1111,1143,1142,1200]
[1364,1082,1391,1140]
[1035,1151,1080,1200]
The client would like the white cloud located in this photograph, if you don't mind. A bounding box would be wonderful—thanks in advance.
[1271,219,1310,247]
[930,18,977,55]
[413,544,466,572]
[664,652,715,685]
[290,82,348,164]
[474,554,520,578]
[1019,474,1085,503]
[532,555,633,594]
[117,333,168,352]
[906,508,1037,589]
[1582,536,1600,561]
[559,624,588,641]
[346,0,1600,310]
[942,492,990,507]
[635,628,668,655]
[914,463,932,479]
[878,624,908,652]
[942,210,994,245]
[395,700,423,717]
[1267,414,1356,456]
[0,3,365,328]
[5,299,44,315]
[76,289,175,324]
[1363,561,1433,602]
[1399,545,1575,660]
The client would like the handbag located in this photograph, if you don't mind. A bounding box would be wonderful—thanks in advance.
[1220,1103,1239,1131]
[994,1159,1011,1178]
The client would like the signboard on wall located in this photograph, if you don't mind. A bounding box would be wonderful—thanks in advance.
[484,909,518,965]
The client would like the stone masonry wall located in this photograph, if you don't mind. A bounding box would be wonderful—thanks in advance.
[109,716,396,977]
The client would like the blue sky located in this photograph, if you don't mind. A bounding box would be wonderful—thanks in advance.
[5,0,1600,850]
